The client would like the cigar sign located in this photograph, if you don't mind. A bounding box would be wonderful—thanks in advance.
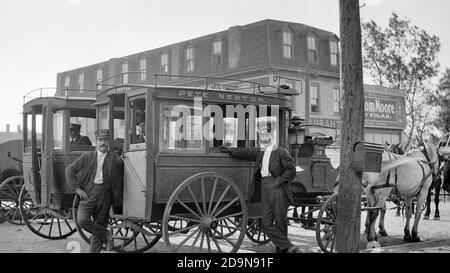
[364,91,406,129]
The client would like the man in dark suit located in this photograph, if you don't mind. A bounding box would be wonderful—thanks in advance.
[221,121,300,253]
[69,123,92,146]
[65,129,124,253]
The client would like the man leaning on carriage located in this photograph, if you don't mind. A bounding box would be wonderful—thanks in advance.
[66,129,124,253]
[221,121,301,253]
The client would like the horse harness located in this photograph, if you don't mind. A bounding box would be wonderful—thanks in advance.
[371,146,437,197]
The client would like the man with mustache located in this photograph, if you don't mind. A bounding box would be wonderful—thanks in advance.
[221,120,300,253]
[66,129,124,252]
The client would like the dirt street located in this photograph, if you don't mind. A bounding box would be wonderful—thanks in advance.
[1,199,450,253]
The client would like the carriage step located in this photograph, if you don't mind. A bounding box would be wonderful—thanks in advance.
[361,206,382,212]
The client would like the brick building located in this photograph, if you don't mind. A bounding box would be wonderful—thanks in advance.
[56,19,405,146]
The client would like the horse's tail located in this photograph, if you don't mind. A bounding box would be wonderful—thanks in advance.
[379,157,418,173]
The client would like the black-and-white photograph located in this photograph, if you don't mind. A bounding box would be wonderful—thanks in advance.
[0,0,449,258]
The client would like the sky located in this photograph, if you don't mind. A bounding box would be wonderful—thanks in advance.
[0,0,449,132]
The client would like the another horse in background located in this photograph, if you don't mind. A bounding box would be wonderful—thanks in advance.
[364,143,440,244]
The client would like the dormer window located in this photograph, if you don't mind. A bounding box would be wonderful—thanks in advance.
[283,31,293,59]
[160,53,169,73]
[139,58,147,81]
[185,47,194,72]
[308,36,318,63]
[78,73,84,93]
[330,41,339,66]
[122,63,128,84]
[212,41,222,66]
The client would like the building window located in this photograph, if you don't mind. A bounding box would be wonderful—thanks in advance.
[78,73,84,93]
[330,41,339,66]
[283,31,292,59]
[64,76,70,88]
[212,41,222,66]
[310,84,319,113]
[96,69,103,90]
[160,53,168,73]
[139,58,147,81]
[185,47,194,72]
[122,63,128,84]
[333,87,341,113]
[308,37,318,63]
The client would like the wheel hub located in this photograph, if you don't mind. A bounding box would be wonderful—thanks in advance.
[200,216,217,230]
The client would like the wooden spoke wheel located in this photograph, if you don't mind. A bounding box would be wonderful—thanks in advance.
[213,217,241,239]
[316,193,337,253]
[245,217,270,244]
[162,172,248,253]
[0,176,25,225]
[18,185,77,240]
[73,194,161,253]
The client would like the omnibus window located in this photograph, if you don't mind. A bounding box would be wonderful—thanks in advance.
[161,104,204,152]
[98,105,125,139]
[69,109,96,149]
[129,98,146,145]
[26,113,43,149]
[223,118,238,147]
[53,110,63,149]
[256,116,278,148]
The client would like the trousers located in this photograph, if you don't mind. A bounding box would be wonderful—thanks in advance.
[260,176,293,250]
[77,184,113,253]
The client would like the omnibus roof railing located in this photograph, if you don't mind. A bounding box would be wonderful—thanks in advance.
[96,72,301,96]
[23,87,97,105]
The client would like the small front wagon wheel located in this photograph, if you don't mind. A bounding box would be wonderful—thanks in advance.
[316,193,337,253]
[162,172,248,253]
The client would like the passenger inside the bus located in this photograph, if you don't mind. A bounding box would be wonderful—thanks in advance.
[136,121,145,143]
[69,123,92,146]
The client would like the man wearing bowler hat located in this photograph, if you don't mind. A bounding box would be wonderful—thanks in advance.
[66,129,124,252]
[220,119,301,253]
[69,123,92,146]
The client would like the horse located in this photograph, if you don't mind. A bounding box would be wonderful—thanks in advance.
[363,142,405,237]
[363,143,440,244]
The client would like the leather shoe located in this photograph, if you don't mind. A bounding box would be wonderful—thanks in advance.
[287,245,302,253]
[105,230,114,251]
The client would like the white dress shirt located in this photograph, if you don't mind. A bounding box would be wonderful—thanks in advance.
[94,150,107,184]
[260,144,274,177]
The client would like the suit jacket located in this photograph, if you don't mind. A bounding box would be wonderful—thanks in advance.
[65,150,124,210]
[229,146,296,203]
[71,135,92,146]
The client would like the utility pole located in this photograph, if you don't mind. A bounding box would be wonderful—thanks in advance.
[335,0,365,253]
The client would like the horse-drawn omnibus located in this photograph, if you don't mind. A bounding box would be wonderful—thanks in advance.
[18,88,97,239]
[16,74,383,253]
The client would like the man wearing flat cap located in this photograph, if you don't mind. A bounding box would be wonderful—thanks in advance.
[220,119,300,253]
[69,123,92,146]
[65,129,124,252]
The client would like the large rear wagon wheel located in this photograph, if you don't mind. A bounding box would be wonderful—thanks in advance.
[0,176,25,225]
[73,195,161,253]
[18,185,77,240]
[316,193,337,253]
[162,172,248,253]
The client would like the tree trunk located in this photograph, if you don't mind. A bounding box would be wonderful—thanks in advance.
[336,0,365,253]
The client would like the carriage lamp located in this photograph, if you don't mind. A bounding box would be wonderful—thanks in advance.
[290,116,304,165]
